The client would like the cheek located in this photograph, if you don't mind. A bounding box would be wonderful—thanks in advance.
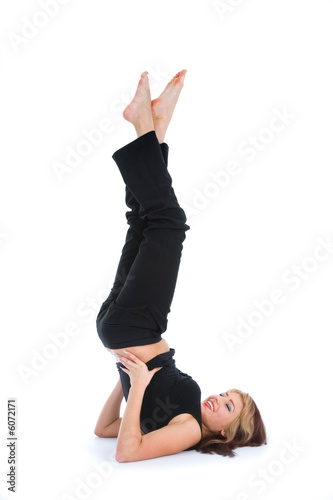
[218,407,233,424]
[216,408,226,421]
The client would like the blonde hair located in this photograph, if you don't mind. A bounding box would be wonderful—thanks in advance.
[187,389,267,458]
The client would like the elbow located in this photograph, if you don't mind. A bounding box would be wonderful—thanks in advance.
[115,453,127,463]
[115,445,129,463]
[115,444,138,463]
[94,427,104,438]
[115,452,136,463]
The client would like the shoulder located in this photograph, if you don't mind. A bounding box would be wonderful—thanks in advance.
[173,375,201,400]
[168,412,201,437]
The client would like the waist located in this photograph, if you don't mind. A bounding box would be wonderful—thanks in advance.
[106,338,170,364]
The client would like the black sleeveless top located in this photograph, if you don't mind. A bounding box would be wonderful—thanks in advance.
[116,348,202,436]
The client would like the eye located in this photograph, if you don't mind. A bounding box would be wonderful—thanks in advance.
[219,393,231,412]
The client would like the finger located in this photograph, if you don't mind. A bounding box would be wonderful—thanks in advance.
[122,350,144,365]
[118,356,134,366]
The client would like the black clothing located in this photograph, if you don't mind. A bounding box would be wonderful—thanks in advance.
[96,130,189,349]
[96,130,202,436]
[117,349,202,435]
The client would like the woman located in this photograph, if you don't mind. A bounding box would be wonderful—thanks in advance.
[94,70,267,462]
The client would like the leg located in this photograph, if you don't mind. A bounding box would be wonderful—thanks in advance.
[96,70,187,348]
[103,141,170,302]
[97,130,189,348]
[104,68,175,301]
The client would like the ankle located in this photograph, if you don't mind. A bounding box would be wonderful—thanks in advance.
[152,117,166,144]
[154,129,165,144]
[135,114,155,139]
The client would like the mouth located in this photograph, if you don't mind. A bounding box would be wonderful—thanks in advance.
[204,400,214,411]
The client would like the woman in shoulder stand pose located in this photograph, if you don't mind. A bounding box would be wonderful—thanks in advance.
[94,70,267,462]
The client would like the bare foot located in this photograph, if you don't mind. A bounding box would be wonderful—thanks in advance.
[151,69,187,143]
[123,71,155,138]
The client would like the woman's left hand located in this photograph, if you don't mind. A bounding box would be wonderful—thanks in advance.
[118,351,162,389]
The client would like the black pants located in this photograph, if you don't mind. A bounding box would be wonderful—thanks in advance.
[96,130,190,349]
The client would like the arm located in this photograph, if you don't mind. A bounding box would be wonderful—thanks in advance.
[117,418,202,463]
[115,382,146,461]
[114,351,201,462]
[94,377,124,437]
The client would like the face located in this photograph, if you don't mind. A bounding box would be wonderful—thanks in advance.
[201,391,244,437]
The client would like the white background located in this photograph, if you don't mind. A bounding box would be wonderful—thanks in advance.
[1,0,333,499]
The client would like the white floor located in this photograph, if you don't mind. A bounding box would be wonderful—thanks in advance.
[1,334,332,500]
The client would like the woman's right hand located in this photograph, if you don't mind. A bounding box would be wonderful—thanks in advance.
[117,351,162,389]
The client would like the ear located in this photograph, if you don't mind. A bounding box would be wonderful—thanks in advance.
[220,429,226,438]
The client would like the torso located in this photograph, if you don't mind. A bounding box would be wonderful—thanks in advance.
[108,340,202,441]
[106,338,170,364]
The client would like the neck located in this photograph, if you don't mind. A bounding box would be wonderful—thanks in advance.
[201,422,216,440]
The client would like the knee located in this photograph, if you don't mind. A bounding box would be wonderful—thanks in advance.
[166,204,190,231]
[178,206,189,228]
[172,205,190,233]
